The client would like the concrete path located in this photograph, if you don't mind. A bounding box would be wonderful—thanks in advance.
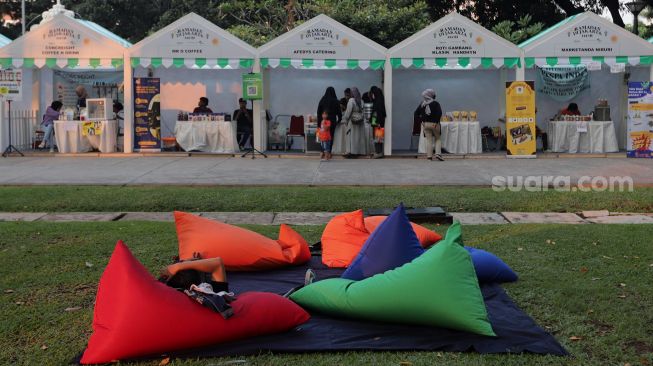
[1,211,652,224]
[0,156,652,186]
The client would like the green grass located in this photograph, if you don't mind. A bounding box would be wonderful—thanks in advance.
[0,186,652,213]
[1,222,652,365]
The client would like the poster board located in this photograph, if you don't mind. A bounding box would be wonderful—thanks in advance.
[0,69,23,101]
[626,82,653,158]
[506,81,536,157]
[133,78,161,151]
[242,73,262,100]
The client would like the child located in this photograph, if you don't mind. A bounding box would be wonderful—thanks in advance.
[318,110,332,160]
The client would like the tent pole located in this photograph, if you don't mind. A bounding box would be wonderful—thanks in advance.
[383,58,392,156]
[516,52,526,81]
[252,57,265,152]
[123,51,134,153]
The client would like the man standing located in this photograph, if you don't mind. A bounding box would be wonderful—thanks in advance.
[193,97,213,114]
[233,98,253,149]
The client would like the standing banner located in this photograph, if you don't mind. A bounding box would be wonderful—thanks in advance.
[242,73,262,100]
[626,82,653,158]
[536,65,589,102]
[133,78,161,151]
[506,81,536,157]
[0,69,23,101]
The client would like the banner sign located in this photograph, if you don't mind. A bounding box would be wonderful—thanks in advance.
[0,69,23,101]
[54,70,122,107]
[536,65,589,102]
[82,121,103,136]
[626,82,653,158]
[133,78,161,151]
[506,81,537,157]
[242,73,262,100]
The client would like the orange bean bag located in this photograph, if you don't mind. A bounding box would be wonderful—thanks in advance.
[321,210,444,268]
[174,211,311,271]
[364,216,442,248]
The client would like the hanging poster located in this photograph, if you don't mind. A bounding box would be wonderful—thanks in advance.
[82,121,103,136]
[626,82,653,158]
[0,69,23,101]
[506,81,536,157]
[536,65,589,102]
[54,70,123,108]
[242,73,262,100]
[133,78,161,151]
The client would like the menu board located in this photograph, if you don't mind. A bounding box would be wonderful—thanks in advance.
[133,78,161,151]
[506,81,536,157]
[627,82,653,158]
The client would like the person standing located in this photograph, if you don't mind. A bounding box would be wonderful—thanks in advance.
[193,97,213,114]
[233,98,253,149]
[369,86,386,158]
[39,101,63,152]
[75,86,88,110]
[414,89,443,161]
[317,86,341,155]
[318,110,333,161]
[340,87,367,156]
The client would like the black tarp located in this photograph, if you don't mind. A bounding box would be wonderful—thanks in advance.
[76,256,567,364]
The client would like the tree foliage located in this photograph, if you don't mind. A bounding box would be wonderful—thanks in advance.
[491,15,545,44]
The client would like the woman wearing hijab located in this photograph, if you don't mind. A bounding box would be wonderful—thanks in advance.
[414,89,443,161]
[317,87,342,153]
[369,86,387,158]
[336,86,368,156]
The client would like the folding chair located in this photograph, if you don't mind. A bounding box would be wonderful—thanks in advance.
[285,115,305,152]
[409,115,422,151]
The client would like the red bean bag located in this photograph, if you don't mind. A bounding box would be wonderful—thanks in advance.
[364,216,442,247]
[174,211,311,271]
[321,210,370,268]
[80,241,310,364]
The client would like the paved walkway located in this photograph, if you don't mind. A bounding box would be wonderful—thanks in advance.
[0,156,652,186]
[1,211,652,224]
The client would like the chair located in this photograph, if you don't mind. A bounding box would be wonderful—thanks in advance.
[409,115,422,151]
[285,115,305,152]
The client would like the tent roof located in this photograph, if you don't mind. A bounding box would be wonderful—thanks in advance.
[0,34,11,47]
[258,14,386,60]
[129,12,255,59]
[0,13,129,61]
[388,12,520,59]
[520,11,653,57]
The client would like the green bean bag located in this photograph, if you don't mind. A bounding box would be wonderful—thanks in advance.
[291,222,495,337]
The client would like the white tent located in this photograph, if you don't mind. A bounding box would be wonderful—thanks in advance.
[520,11,653,149]
[0,34,11,48]
[256,14,387,152]
[0,10,130,152]
[125,12,256,152]
[387,12,521,153]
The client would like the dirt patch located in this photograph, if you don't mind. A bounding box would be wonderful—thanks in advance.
[624,340,653,355]
[587,319,614,336]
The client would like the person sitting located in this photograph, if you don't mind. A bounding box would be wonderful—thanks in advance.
[39,101,63,152]
[233,98,253,149]
[113,102,124,132]
[193,97,213,114]
[560,103,581,116]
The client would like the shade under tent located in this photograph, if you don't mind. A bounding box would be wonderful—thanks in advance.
[125,12,256,153]
[256,14,387,153]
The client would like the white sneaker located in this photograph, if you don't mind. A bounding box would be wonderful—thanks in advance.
[38,142,45,149]
[304,269,316,285]
[49,147,55,153]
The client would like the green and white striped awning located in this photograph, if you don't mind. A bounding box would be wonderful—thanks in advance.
[390,57,521,69]
[130,57,254,69]
[525,56,653,68]
[260,58,385,70]
[0,57,124,69]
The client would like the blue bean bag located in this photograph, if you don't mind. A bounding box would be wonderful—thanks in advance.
[342,203,424,281]
[465,246,518,283]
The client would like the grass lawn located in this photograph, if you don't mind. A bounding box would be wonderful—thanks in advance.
[1,222,652,365]
[0,186,652,213]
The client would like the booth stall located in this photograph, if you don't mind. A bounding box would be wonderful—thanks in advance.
[386,13,522,156]
[256,14,386,154]
[126,13,256,154]
[0,2,130,154]
[520,12,653,154]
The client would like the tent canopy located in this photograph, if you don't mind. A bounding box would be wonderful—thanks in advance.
[520,11,653,68]
[0,13,130,69]
[258,14,387,70]
[129,12,256,69]
[388,12,521,70]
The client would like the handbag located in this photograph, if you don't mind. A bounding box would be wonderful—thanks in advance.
[350,103,364,125]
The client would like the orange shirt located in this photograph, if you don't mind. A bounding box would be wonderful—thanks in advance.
[318,119,332,141]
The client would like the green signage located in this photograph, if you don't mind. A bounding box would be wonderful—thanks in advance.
[242,73,263,100]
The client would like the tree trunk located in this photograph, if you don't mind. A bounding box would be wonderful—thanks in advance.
[551,0,583,16]
[601,0,625,27]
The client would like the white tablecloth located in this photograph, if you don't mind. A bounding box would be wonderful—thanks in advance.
[418,121,482,154]
[548,120,619,153]
[174,121,239,153]
[54,120,117,153]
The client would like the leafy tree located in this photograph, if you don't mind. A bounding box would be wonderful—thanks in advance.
[491,15,545,44]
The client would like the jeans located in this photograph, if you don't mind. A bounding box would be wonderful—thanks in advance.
[321,140,332,153]
[42,123,54,148]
